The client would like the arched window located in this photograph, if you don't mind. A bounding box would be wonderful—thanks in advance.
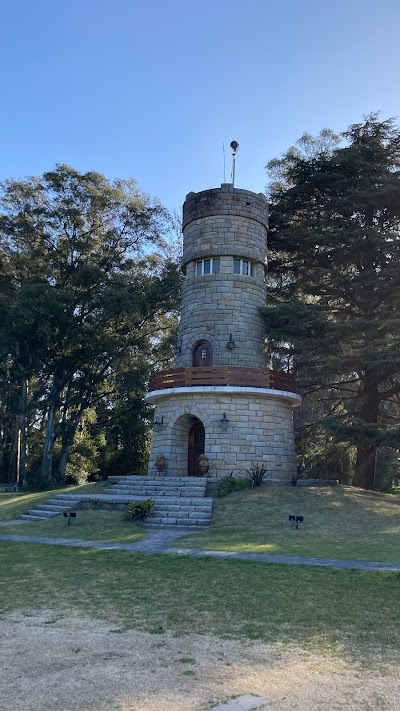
[192,341,213,367]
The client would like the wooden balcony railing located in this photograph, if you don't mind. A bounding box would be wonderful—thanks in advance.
[148,366,297,393]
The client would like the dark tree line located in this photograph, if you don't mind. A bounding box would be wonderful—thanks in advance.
[0,165,181,488]
[263,115,400,490]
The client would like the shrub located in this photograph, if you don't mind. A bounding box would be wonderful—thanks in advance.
[244,462,268,487]
[126,499,155,520]
[287,465,305,486]
[216,474,248,497]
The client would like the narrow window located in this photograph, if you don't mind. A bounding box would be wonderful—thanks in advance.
[196,258,220,275]
[232,258,255,276]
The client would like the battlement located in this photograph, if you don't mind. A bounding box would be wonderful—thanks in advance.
[182,184,268,232]
[182,184,269,271]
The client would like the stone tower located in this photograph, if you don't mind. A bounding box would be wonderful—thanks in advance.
[145,183,301,478]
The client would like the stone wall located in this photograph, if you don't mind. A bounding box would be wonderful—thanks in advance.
[182,184,268,268]
[146,183,300,481]
[147,389,298,479]
[176,183,269,370]
[176,258,267,368]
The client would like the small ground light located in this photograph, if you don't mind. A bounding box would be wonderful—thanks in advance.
[289,515,304,530]
[63,512,77,525]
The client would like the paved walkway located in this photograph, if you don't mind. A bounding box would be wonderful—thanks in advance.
[0,528,400,571]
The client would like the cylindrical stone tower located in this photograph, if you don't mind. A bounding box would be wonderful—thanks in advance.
[145,183,301,478]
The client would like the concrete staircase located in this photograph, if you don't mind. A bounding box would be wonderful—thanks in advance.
[20,476,213,529]
[104,476,213,529]
[21,496,78,522]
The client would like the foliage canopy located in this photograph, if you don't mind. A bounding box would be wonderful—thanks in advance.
[263,115,400,489]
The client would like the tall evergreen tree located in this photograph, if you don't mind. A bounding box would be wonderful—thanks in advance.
[263,115,400,489]
[0,165,180,486]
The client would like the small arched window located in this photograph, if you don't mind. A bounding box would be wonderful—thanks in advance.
[192,341,213,367]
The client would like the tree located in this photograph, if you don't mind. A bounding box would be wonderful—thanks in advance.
[0,165,181,486]
[263,115,400,490]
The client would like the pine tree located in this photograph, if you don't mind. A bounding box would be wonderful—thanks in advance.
[263,115,400,489]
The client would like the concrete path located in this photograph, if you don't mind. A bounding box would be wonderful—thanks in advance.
[1,528,400,571]
[166,546,400,571]
[0,527,189,553]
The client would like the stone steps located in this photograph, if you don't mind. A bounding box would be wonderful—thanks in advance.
[109,487,206,498]
[107,476,208,499]
[20,497,79,522]
[107,476,206,484]
[37,503,77,512]
[20,477,213,529]
[145,518,209,528]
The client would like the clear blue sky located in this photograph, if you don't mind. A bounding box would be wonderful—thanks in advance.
[1,0,399,213]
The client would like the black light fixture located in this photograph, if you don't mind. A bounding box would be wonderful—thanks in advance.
[220,412,229,432]
[289,515,304,530]
[227,333,236,350]
[63,512,77,525]
[153,416,164,431]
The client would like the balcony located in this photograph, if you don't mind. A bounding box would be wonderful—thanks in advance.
[148,366,297,394]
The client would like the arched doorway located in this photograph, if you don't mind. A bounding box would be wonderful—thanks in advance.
[188,420,205,475]
[192,341,213,367]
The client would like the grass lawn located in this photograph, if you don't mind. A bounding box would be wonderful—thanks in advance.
[0,509,146,543]
[175,485,400,562]
[0,540,399,664]
[0,481,109,521]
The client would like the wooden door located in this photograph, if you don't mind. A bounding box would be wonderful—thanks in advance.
[188,421,205,476]
[192,341,213,367]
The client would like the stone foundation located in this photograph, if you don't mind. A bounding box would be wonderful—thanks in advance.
[146,387,299,479]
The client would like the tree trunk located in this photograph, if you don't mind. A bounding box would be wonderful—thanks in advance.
[57,406,86,486]
[7,419,19,484]
[353,445,377,490]
[17,379,28,488]
[353,374,380,490]
[41,383,59,486]
[57,444,70,487]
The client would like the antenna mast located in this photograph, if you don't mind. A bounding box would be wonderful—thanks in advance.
[223,142,226,182]
[230,140,239,186]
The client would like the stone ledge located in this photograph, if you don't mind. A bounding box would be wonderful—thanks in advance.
[145,385,302,406]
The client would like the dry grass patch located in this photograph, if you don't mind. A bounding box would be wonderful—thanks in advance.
[2,612,400,711]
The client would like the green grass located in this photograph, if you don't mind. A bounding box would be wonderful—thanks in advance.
[176,485,400,562]
[3,483,400,560]
[0,509,145,543]
[0,541,399,663]
[0,481,109,521]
